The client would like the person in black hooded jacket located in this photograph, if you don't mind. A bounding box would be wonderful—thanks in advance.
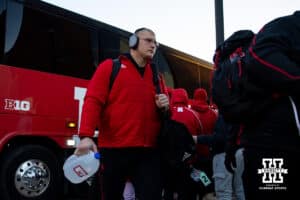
[193,114,245,200]
[240,11,300,199]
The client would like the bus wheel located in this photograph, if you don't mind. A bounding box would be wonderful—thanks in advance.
[0,144,62,200]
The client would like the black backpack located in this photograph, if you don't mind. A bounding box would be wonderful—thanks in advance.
[211,30,272,123]
[157,118,196,169]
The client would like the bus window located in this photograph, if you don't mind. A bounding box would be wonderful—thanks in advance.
[0,0,4,16]
[4,3,96,79]
[98,29,129,62]
[4,0,23,56]
[0,0,5,60]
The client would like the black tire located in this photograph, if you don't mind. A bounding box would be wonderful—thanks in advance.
[0,144,63,200]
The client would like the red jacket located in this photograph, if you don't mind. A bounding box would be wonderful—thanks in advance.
[191,88,218,157]
[79,55,166,148]
[170,88,202,136]
[191,88,218,134]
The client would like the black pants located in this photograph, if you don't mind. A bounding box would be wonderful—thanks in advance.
[241,96,300,199]
[99,148,162,200]
[243,146,300,200]
[163,160,214,200]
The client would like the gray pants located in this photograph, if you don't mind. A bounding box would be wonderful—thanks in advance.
[233,148,245,200]
[212,149,245,200]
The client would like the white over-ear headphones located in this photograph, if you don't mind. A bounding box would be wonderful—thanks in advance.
[129,34,139,49]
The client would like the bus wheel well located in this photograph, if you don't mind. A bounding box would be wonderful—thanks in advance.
[0,136,63,160]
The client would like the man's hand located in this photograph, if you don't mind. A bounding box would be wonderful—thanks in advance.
[74,137,98,156]
[155,94,169,110]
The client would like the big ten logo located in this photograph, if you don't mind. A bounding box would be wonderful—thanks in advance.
[258,158,288,184]
[4,99,31,111]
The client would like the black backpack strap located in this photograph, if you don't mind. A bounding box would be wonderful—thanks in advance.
[109,59,161,94]
[150,63,161,94]
[109,58,121,90]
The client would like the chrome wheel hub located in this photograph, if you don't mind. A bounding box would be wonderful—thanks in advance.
[14,159,50,197]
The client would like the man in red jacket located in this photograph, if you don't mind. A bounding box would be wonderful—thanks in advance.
[191,88,218,156]
[190,88,217,199]
[75,28,169,200]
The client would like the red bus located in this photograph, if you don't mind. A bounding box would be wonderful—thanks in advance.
[0,0,212,199]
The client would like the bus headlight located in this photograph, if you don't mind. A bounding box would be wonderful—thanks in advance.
[66,134,81,147]
[66,138,76,147]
